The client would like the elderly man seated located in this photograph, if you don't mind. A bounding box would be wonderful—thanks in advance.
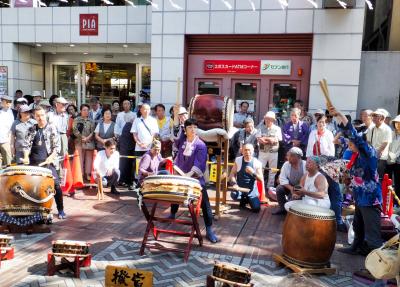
[93,139,120,195]
[138,140,169,185]
[285,156,331,210]
[228,144,263,213]
[272,147,306,215]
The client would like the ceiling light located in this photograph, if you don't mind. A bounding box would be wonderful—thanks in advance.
[83,52,88,55]
[134,53,139,56]
[168,0,183,10]
[81,0,88,2]
[306,0,318,8]
[336,0,347,8]
[51,52,56,55]
[220,0,232,10]
[122,44,128,48]
[364,0,373,10]
[247,0,255,11]
[69,44,75,47]
[124,0,136,6]
[277,0,288,9]
[36,43,42,47]
[145,0,159,9]
[200,0,209,3]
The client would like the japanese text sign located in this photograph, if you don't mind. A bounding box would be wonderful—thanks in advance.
[204,60,261,75]
[105,265,153,287]
[80,14,98,36]
[260,60,291,75]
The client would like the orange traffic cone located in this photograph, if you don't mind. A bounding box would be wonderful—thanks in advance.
[90,150,98,185]
[61,154,73,195]
[257,179,269,205]
[71,150,84,189]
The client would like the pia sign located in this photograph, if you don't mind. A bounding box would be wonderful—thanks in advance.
[80,14,98,36]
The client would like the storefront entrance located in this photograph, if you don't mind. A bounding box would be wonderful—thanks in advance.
[51,62,150,106]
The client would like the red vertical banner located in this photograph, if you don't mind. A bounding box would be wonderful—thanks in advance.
[80,14,98,36]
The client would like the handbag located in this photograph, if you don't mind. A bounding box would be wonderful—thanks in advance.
[365,234,400,280]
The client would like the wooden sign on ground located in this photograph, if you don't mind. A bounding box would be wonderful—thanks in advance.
[105,265,153,287]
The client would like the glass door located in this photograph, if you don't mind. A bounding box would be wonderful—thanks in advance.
[195,79,222,95]
[53,64,80,105]
[231,79,260,122]
[269,80,300,123]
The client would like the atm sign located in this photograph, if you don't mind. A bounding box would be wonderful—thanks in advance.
[80,14,98,36]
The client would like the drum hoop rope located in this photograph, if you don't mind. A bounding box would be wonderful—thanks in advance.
[223,97,227,130]
[282,254,330,269]
[289,209,335,220]
[2,171,53,178]
[16,188,55,204]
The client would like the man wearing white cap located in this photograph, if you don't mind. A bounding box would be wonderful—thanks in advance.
[366,108,392,179]
[256,111,282,188]
[48,97,69,166]
[29,91,42,110]
[0,95,15,166]
[11,105,36,164]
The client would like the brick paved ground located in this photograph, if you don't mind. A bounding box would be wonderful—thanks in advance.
[0,187,373,286]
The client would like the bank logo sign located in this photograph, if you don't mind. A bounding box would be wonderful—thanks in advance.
[260,60,291,75]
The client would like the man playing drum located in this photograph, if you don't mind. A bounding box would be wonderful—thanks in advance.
[168,117,218,243]
[285,156,331,210]
[21,106,66,219]
[228,144,262,213]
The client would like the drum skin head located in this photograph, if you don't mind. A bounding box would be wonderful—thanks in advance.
[289,202,335,219]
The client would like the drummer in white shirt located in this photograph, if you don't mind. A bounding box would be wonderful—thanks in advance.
[285,156,330,210]
[93,139,120,195]
[131,103,159,156]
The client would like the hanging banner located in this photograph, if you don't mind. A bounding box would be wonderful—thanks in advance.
[0,66,8,96]
[204,60,261,75]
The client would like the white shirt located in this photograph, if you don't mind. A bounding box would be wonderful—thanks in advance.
[95,122,113,134]
[234,112,252,126]
[306,129,335,157]
[279,160,307,186]
[48,111,69,134]
[114,111,136,136]
[366,123,392,160]
[0,108,15,143]
[303,172,330,208]
[93,150,120,177]
[130,116,159,151]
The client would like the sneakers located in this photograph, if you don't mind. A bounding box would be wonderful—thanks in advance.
[58,210,67,219]
[206,226,218,243]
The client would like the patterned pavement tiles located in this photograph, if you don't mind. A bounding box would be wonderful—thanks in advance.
[9,239,372,287]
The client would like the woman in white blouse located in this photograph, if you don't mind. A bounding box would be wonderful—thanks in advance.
[306,115,335,157]
[386,115,400,197]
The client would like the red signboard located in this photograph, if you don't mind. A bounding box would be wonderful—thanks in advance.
[80,14,98,36]
[204,60,261,74]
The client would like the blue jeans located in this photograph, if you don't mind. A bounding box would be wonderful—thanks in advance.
[323,171,344,225]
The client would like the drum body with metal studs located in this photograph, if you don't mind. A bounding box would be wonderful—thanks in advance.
[141,175,202,204]
[189,94,234,132]
[52,240,90,256]
[282,202,336,268]
[0,165,55,217]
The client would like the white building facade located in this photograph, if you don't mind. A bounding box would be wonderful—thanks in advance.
[0,0,366,118]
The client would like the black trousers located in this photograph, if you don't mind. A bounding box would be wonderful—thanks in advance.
[377,159,387,181]
[48,165,64,212]
[103,170,119,188]
[119,151,134,185]
[171,186,213,227]
[353,205,382,249]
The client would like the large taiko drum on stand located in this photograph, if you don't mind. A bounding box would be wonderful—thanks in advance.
[141,175,202,204]
[0,165,55,218]
[189,94,234,132]
[282,202,336,268]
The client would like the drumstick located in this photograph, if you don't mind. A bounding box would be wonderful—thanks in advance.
[38,161,48,167]
[319,78,333,108]
[173,165,186,176]
[227,185,250,193]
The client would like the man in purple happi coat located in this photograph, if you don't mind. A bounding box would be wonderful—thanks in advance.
[169,117,218,243]
[282,108,310,155]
